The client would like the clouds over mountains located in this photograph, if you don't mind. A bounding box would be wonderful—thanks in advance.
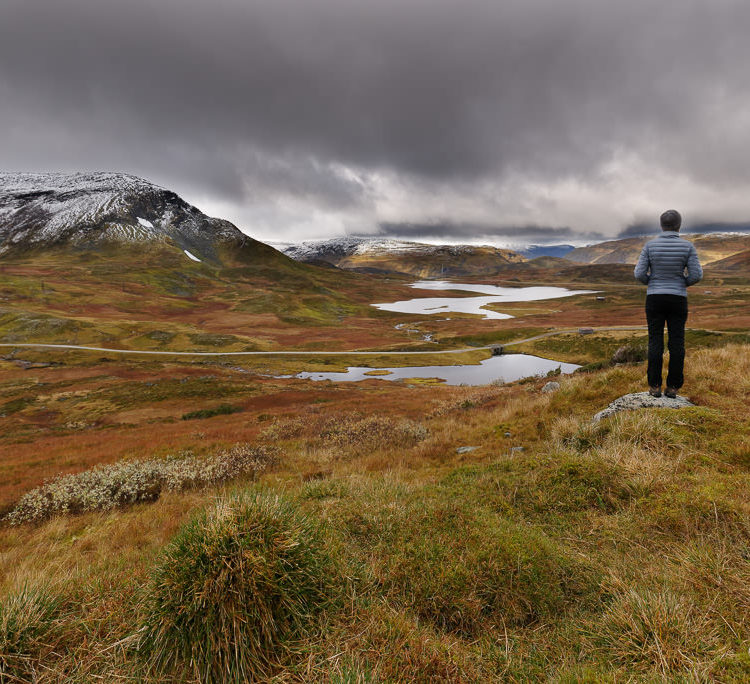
[2,0,750,242]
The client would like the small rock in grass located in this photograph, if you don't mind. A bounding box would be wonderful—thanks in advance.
[456,446,479,454]
[541,381,560,393]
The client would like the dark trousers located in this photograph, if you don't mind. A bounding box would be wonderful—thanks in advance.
[645,294,688,389]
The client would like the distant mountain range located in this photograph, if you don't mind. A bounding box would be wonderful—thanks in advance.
[280,237,525,277]
[3,173,747,277]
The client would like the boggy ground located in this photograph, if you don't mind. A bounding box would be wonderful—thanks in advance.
[1,343,748,681]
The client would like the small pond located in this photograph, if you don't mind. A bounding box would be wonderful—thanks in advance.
[292,353,579,386]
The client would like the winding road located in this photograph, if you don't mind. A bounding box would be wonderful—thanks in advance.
[0,326,653,357]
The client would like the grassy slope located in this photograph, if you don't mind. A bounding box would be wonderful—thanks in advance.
[336,245,524,278]
[0,242,423,352]
[1,343,748,681]
[566,233,750,266]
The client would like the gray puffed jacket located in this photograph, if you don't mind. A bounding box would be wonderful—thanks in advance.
[634,232,703,296]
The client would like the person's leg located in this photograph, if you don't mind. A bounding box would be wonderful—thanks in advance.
[646,295,666,388]
[665,295,688,390]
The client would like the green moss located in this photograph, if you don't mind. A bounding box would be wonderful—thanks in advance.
[181,404,242,420]
[1,396,35,415]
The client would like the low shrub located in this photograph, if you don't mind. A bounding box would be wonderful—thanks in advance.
[181,403,242,420]
[262,414,429,455]
[138,493,338,683]
[260,415,308,440]
[5,444,278,525]
[429,388,502,417]
[0,584,62,681]
[320,415,428,452]
[610,344,648,364]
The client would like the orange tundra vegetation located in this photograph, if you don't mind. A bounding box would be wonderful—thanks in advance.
[1,343,748,681]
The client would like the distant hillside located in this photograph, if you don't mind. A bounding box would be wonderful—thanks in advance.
[565,232,750,265]
[283,237,525,277]
[705,248,750,272]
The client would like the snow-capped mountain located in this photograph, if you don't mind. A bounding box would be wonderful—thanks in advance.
[282,237,525,262]
[279,237,524,278]
[0,172,249,259]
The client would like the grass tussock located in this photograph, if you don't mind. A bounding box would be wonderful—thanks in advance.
[5,444,278,525]
[0,584,63,682]
[585,587,727,677]
[138,493,339,683]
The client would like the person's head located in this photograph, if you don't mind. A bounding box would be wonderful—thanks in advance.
[660,209,682,231]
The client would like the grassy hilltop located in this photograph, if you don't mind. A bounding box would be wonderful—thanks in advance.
[1,342,748,681]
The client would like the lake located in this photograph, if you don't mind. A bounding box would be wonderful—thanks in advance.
[372,280,597,319]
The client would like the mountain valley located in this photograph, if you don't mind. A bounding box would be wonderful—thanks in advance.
[1,173,749,682]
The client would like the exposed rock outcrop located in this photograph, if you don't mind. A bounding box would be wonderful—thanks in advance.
[592,392,695,422]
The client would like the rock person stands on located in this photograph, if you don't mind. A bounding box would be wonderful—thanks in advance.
[634,209,703,399]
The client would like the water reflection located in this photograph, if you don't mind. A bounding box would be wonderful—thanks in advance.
[294,353,579,386]
[373,280,597,319]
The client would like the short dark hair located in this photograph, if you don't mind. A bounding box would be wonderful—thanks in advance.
[660,209,682,231]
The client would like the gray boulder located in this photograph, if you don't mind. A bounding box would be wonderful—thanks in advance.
[592,392,694,422]
[541,381,560,393]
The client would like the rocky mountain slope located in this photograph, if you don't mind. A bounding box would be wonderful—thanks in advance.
[282,237,525,277]
[565,232,750,265]
[0,172,262,263]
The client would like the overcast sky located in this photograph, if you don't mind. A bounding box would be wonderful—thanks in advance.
[2,0,750,245]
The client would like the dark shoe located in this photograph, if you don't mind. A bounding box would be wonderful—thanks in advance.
[665,387,678,399]
[649,386,662,398]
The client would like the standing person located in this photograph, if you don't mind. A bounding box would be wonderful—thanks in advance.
[634,210,703,398]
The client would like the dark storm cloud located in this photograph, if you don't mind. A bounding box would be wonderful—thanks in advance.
[619,221,750,238]
[370,222,604,245]
[2,0,750,239]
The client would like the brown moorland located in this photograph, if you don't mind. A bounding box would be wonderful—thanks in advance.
[1,247,749,681]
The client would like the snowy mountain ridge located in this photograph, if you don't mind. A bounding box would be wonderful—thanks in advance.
[0,171,245,258]
[281,236,524,262]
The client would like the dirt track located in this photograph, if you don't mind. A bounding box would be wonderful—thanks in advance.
[0,326,653,356]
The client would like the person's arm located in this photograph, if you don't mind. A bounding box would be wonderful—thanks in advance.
[685,244,703,286]
[634,244,650,284]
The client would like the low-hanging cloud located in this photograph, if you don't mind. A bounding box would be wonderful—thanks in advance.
[2,0,750,242]
[369,222,604,247]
